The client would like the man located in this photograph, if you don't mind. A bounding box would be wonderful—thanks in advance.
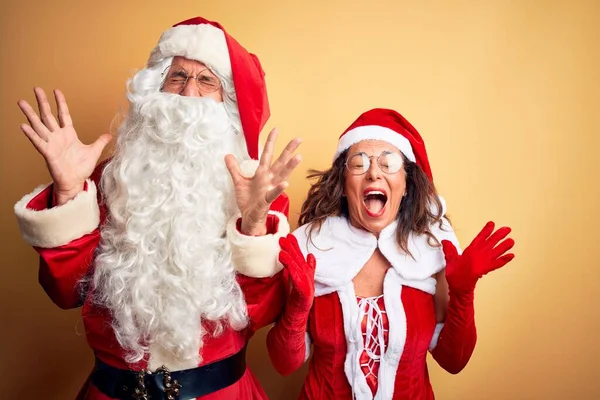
[14,16,300,400]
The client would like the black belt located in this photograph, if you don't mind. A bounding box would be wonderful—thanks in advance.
[91,345,247,399]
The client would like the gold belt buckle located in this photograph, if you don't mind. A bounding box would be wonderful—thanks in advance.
[131,370,148,400]
[156,365,182,400]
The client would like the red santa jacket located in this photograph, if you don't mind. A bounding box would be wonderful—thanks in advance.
[14,159,291,400]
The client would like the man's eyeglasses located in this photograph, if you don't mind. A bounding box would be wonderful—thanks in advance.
[160,65,221,93]
[345,151,404,175]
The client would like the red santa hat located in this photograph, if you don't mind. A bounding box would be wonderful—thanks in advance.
[147,16,270,160]
[335,108,434,181]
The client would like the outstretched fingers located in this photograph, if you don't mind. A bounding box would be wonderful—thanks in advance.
[278,247,304,284]
[224,154,244,186]
[472,221,495,247]
[19,123,48,154]
[34,87,60,131]
[441,240,459,265]
[17,99,50,142]
[259,128,279,168]
[90,133,113,156]
[54,89,73,127]
[279,234,302,257]
[484,226,512,249]
[265,181,289,204]
[274,153,302,186]
[485,253,515,274]
[271,137,302,176]
[490,237,515,260]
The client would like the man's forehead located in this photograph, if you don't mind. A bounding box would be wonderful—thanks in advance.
[171,56,209,69]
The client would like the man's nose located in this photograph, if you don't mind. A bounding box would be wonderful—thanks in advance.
[180,78,202,97]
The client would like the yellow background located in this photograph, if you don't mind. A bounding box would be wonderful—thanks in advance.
[1,0,598,398]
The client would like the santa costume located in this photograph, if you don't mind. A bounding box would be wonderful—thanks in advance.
[267,109,478,399]
[14,17,289,400]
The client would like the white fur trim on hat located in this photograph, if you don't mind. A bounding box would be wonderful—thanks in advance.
[148,24,232,80]
[14,180,100,248]
[334,125,416,162]
[227,211,290,278]
[239,159,259,178]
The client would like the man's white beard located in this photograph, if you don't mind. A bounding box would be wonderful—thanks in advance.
[93,92,249,369]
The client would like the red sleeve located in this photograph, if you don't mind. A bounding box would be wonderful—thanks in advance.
[234,192,290,332]
[28,161,108,309]
[36,231,100,309]
[265,289,311,376]
[237,271,287,334]
[430,291,477,374]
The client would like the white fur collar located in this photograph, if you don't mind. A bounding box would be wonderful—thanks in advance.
[292,211,461,399]
[292,214,461,297]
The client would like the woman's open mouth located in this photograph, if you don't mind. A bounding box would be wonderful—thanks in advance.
[363,188,388,217]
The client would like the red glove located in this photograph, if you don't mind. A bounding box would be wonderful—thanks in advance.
[431,221,515,374]
[279,234,316,311]
[267,234,316,376]
[443,221,515,294]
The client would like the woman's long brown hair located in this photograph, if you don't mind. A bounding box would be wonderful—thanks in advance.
[298,150,446,257]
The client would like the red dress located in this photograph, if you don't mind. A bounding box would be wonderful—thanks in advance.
[266,214,476,400]
[299,288,436,400]
[15,161,290,400]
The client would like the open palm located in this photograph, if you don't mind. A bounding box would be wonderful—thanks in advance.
[442,221,515,294]
[225,128,301,235]
[17,87,112,204]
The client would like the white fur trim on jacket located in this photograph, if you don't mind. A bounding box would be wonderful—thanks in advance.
[227,211,290,278]
[334,125,416,161]
[337,271,407,400]
[148,24,232,80]
[14,180,100,248]
[292,215,459,297]
[290,196,462,398]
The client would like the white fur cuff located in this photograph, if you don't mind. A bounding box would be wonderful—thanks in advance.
[429,322,445,351]
[227,211,290,278]
[14,180,100,248]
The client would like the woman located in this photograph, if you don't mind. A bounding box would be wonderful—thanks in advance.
[266,108,515,399]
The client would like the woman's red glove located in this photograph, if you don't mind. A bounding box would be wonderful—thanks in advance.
[432,221,515,374]
[443,221,515,294]
[279,234,316,311]
[267,234,316,375]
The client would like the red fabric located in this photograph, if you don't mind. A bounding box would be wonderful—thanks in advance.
[357,295,389,396]
[295,288,436,400]
[431,221,515,374]
[77,279,282,399]
[340,108,434,181]
[26,160,288,399]
[28,160,107,309]
[429,291,476,375]
[442,221,515,295]
[235,212,281,236]
[266,235,316,376]
[173,17,270,160]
